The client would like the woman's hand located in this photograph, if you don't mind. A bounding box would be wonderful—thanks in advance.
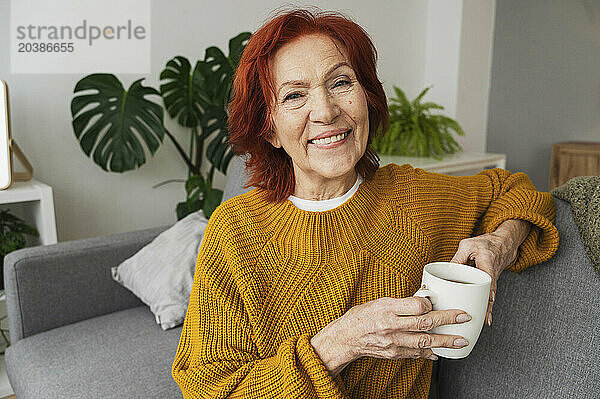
[310,296,471,377]
[450,219,531,326]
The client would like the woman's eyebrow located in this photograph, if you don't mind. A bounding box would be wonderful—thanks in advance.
[277,62,351,93]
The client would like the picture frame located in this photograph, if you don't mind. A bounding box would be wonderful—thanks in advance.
[0,79,11,189]
[0,79,33,190]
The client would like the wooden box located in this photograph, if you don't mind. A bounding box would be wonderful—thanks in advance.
[549,141,600,190]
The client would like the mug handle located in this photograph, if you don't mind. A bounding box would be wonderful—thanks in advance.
[413,285,438,307]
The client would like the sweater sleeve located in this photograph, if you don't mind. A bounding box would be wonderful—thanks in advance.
[171,206,348,399]
[394,165,559,273]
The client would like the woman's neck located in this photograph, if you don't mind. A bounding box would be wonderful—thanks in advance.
[291,169,358,201]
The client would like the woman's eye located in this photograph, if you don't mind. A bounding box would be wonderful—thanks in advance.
[334,79,351,88]
[282,80,350,102]
[283,92,302,102]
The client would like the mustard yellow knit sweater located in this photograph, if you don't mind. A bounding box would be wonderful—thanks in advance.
[172,164,559,399]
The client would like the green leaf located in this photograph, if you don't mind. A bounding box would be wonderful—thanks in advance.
[412,86,432,107]
[432,115,466,136]
[159,56,210,128]
[71,74,165,173]
[228,32,252,75]
[202,105,234,174]
[419,102,445,112]
[176,200,202,221]
[185,174,206,195]
[0,231,26,255]
[392,86,411,116]
[202,188,223,219]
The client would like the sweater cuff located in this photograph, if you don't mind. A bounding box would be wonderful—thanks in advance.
[483,209,559,273]
[297,333,348,398]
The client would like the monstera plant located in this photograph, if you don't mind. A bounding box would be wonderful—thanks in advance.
[71,32,251,220]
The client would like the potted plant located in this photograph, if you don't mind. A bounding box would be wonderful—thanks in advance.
[0,208,39,353]
[372,86,465,160]
[70,32,251,220]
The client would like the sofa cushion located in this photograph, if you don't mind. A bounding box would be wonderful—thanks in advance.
[437,197,600,398]
[5,306,183,399]
[111,210,209,330]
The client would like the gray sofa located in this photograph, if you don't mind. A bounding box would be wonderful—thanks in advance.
[4,157,599,398]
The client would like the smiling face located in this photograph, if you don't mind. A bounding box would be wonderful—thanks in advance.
[266,33,370,200]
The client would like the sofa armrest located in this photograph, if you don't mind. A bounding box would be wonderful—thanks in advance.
[437,197,600,398]
[3,224,170,344]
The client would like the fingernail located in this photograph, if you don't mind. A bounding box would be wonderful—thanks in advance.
[491,291,496,303]
[488,313,492,326]
[456,313,472,323]
[453,338,469,347]
[428,354,438,361]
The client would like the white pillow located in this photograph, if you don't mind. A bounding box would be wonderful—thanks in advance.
[111,210,209,330]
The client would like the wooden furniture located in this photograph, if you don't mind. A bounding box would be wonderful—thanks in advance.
[378,152,506,175]
[549,141,600,190]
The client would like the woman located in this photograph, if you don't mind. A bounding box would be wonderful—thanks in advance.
[172,8,559,398]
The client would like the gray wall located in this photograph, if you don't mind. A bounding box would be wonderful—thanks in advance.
[487,0,600,191]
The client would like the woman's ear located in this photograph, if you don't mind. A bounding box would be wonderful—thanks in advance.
[265,118,281,148]
[265,131,281,148]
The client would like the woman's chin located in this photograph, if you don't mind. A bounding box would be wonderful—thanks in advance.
[313,163,359,180]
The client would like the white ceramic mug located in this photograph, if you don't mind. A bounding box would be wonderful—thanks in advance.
[413,262,491,359]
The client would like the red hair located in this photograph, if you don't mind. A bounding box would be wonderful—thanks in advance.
[227,7,389,202]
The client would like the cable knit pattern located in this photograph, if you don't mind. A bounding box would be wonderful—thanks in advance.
[172,163,559,398]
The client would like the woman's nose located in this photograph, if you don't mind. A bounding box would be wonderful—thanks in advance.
[309,87,340,124]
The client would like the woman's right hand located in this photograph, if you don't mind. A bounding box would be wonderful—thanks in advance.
[310,296,472,377]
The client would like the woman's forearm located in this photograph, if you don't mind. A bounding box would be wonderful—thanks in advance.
[310,322,356,378]
[494,219,531,245]
[492,219,531,268]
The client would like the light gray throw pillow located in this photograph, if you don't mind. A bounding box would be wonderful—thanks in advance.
[111,210,209,330]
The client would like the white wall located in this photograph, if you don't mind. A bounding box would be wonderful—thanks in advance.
[0,0,494,241]
[423,0,463,119]
[423,0,496,153]
[456,0,496,153]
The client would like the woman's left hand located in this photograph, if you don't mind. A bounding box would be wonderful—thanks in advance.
[450,219,531,326]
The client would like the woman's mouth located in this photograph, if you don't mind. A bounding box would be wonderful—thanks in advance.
[308,129,351,149]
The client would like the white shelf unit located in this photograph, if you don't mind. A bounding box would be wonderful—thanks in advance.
[0,178,58,397]
[378,151,506,175]
[0,179,58,245]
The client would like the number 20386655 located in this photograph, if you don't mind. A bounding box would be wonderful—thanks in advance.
[18,42,74,52]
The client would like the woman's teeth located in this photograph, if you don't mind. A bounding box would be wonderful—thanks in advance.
[309,130,350,145]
